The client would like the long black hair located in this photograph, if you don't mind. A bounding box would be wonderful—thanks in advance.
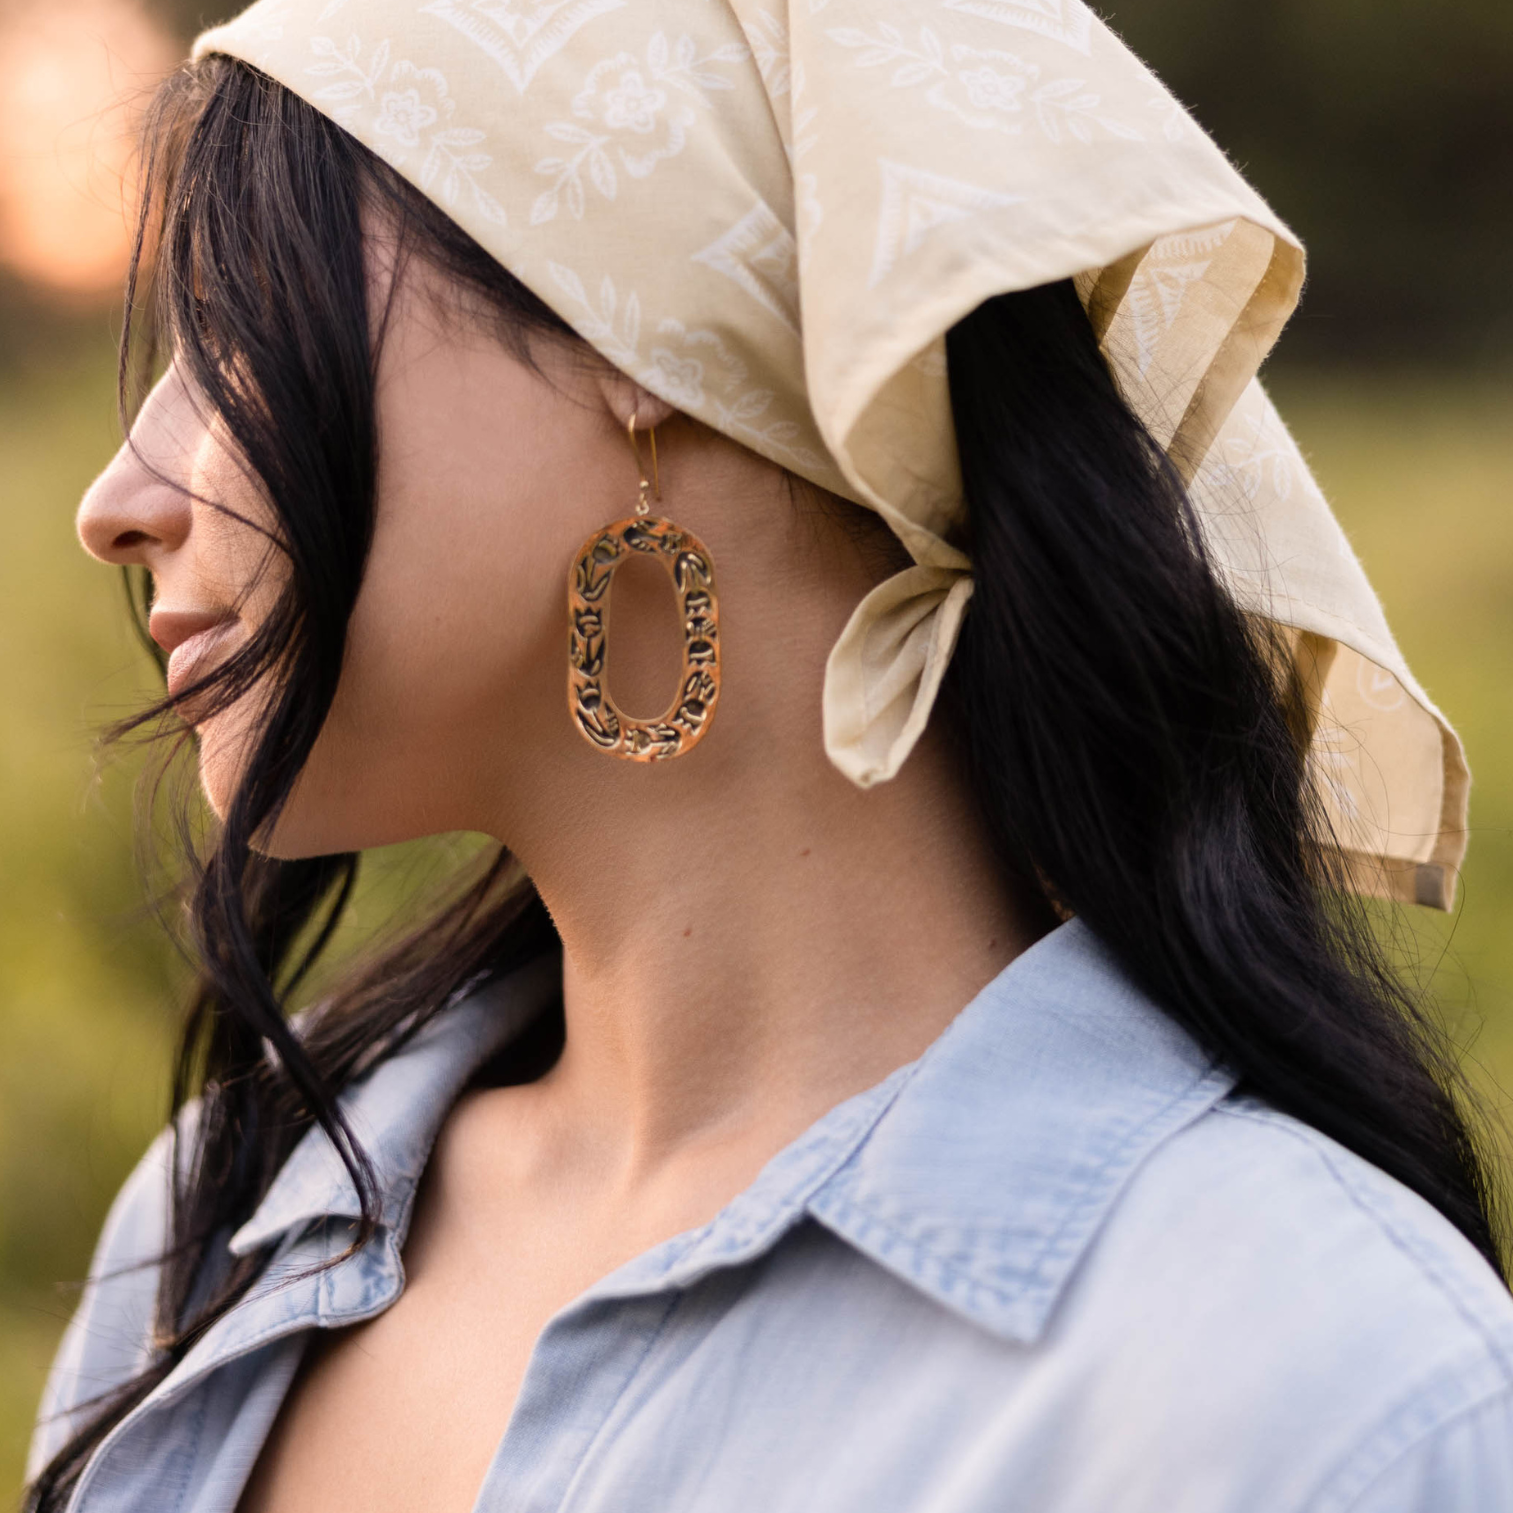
[27,53,1505,1512]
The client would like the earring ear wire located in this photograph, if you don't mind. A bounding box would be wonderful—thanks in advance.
[626,412,661,517]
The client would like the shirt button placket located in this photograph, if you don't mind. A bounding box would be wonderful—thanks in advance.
[471,1290,686,1513]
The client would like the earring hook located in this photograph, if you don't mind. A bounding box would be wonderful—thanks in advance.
[626,412,661,517]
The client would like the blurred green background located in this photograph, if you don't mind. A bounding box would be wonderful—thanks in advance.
[1,0,1510,1498]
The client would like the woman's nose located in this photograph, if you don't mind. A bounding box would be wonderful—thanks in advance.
[76,373,196,566]
[76,441,191,565]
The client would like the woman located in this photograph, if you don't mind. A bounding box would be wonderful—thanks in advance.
[26,2,1513,1510]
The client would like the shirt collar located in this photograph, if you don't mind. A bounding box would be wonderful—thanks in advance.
[230,921,1233,1349]
[228,952,562,1257]
[805,919,1235,1342]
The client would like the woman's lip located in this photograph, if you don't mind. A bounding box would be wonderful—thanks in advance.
[149,607,235,656]
[165,620,238,702]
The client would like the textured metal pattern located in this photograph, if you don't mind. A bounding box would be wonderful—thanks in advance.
[567,515,720,761]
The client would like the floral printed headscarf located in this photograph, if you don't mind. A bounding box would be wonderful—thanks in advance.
[194,0,1467,908]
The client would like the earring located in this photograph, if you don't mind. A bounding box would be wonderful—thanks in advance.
[567,414,721,761]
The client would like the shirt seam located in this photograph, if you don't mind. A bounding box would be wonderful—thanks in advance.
[163,1371,212,1513]
[66,1305,320,1513]
[554,1290,690,1513]
[67,1216,406,1511]
[660,1058,925,1284]
[808,1060,1231,1330]
[1306,1374,1513,1513]
[1214,1103,1513,1379]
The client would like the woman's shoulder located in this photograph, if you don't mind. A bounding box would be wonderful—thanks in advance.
[805,922,1513,1509]
[1072,1092,1513,1506]
[1115,1091,1513,1359]
[26,1119,181,1482]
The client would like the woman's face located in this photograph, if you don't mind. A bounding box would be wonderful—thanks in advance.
[75,252,696,857]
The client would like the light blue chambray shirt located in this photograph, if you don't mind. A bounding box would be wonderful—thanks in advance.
[29,921,1513,1512]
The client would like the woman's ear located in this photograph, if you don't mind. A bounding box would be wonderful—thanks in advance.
[596,372,677,433]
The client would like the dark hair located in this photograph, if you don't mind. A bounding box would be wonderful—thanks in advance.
[27,52,1505,1511]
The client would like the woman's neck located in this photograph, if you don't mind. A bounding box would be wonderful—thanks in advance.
[480,434,1045,1183]
[541,735,1034,1175]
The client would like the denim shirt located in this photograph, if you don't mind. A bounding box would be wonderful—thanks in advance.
[29,921,1513,1512]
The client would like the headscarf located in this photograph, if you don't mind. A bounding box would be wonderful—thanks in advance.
[193,0,1468,908]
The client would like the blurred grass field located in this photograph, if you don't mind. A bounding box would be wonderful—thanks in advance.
[0,352,1510,1496]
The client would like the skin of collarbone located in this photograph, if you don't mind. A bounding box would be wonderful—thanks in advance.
[73,221,1038,1509]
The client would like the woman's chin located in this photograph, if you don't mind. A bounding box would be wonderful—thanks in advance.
[246,798,353,861]
[244,788,438,861]
[195,747,319,859]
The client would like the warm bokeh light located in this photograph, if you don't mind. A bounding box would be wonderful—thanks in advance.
[0,0,177,300]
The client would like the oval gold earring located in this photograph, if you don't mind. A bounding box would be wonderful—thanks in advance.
[566,415,721,761]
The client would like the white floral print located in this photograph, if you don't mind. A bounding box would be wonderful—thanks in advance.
[1147,92,1192,143]
[692,202,801,335]
[742,9,792,97]
[1308,705,1365,827]
[600,69,666,132]
[870,159,1023,286]
[958,64,1027,114]
[789,60,820,163]
[646,348,705,406]
[939,0,1093,57]
[1117,222,1236,375]
[544,263,822,468]
[826,24,1141,141]
[306,42,508,223]
[374,85,439,146]
[531,31,748,223]
[420,0,628,93]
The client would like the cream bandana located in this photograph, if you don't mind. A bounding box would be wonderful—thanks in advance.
[194,0,1468,908]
